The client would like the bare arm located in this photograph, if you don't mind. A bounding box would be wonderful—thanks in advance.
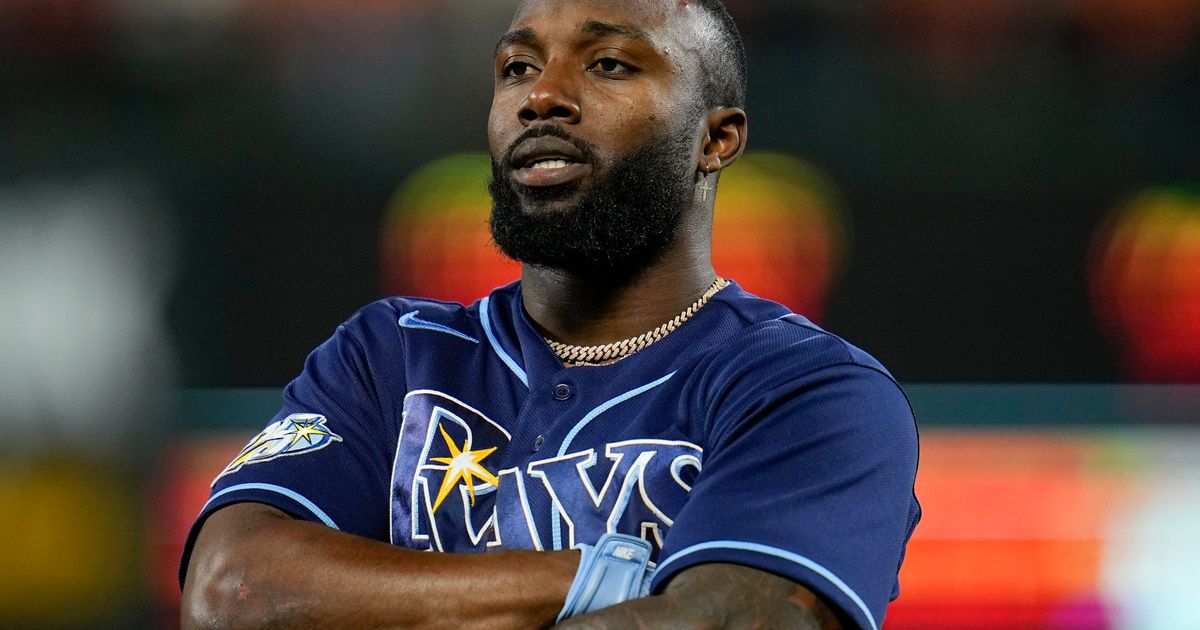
[556,563,845,630]
[181,502,578,630]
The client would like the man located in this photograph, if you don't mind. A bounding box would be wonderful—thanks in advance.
[180,1,920,628]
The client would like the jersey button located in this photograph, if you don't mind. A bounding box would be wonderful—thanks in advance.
[553,383,573,401]
[533,435,545,451]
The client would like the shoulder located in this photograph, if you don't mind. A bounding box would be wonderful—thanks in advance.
[706,285,898,386]
[348,295,476,327]
[693,287,912,434]
[749,315,895,381]
[326,286,527,376]
[295,296,482,388]
[336,292,491,345]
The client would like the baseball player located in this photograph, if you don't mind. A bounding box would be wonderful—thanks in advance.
[181,1,920,628]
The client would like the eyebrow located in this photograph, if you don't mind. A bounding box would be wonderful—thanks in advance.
[494,26,536,57]
[493,20,654,57]
[579,20,653,45]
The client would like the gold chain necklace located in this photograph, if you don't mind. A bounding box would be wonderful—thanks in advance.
[544,277,730,366]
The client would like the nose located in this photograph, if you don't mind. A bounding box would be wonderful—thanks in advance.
[518,63,581,125]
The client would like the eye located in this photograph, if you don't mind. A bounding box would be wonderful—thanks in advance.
[588,57,637,77]
[502,61,539,80]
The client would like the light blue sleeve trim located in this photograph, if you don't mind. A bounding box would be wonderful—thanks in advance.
[652,540,878,630]
[550,371,676,550]
[203,483,341,530]
[480,296,529,388]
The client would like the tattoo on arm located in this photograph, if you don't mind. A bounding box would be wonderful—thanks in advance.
[557,563,845,630]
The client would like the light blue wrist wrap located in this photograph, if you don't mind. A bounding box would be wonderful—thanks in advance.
[557,533,653,622]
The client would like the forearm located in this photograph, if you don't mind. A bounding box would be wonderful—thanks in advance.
[556,563,843,630]
[182,503,577,630]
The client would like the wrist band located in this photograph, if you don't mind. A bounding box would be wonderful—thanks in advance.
[557,533,653,621]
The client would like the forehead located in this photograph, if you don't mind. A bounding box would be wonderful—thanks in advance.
[505,0,694,50]
[512,0,672,23]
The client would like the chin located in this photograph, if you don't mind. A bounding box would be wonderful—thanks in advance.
[515,185,587,214]
[518,198,577,216]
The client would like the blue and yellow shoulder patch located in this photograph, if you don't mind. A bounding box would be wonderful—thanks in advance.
[214,413,342,485]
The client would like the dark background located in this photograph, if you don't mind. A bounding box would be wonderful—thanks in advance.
[3,0,1198,386]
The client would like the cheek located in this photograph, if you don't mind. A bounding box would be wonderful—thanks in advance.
[589,91,661,133]
[598,104,672,147]
[487,108,511,154]
[488,89,533,152]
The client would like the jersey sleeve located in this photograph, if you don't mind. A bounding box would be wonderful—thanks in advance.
[651,358,920,630]
[179,303,403,587]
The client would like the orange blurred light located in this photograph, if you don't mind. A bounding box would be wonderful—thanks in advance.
[380,154,520,305]
[887,431,1134,629]
[711,153,847,320]
[1089,186,1200,382]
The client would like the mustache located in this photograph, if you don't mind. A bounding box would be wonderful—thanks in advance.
[501,125,600,169]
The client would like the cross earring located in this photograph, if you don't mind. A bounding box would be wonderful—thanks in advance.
[699,170,713,202]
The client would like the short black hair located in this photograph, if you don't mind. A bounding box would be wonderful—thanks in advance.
[694,0,747,109]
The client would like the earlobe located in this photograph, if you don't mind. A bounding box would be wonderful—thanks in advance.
[700,107,748,173]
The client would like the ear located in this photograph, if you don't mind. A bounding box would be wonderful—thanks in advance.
[698,107,748,174]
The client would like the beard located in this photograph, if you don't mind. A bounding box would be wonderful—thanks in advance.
[488,124,696,278]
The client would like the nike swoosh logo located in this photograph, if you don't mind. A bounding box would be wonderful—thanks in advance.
[398,311,480,344]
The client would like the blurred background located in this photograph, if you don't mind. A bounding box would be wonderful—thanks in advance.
[1,0,1198,627]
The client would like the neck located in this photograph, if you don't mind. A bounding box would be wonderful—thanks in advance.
[520,223,715,347]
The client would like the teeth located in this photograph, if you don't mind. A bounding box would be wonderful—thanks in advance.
[531,159,570,170]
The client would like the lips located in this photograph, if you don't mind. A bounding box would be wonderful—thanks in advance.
[509,135,591,188]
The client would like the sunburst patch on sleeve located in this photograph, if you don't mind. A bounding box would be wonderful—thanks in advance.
[213,413,343,486]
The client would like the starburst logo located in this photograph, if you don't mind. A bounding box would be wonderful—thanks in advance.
[429,423,499,513]
[214,413,342,484]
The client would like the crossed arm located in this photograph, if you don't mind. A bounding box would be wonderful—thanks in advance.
[182,502,845,629]
[558,563,845,630]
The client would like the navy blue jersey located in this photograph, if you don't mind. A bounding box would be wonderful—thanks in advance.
[181,281,920,630]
